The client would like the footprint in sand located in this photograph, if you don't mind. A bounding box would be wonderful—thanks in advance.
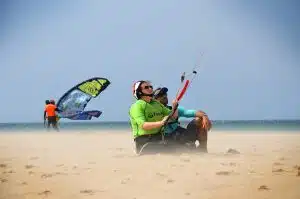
[156,172,167,178]
[248,170,256,174]
[258,185,270,191]
[272,168,285,173]
[0,178,8,183]
[221,162,237,167]
[278,157,286,161]
[80,189,101,195]
[115,147,124,151]
[0,163,7,168]
[41,172,68,178]
[229,162,237,166]
[25,164,35,169]
[167,179,175,183]
[3,170,15,174]
[18,181,28,186]
[180,158,191,162]
[41,173,54,178]
[121,177,131,184]
[273,162,284,166]
[216,170,238,176]
[113,154,127,158]
[28,171,34,175]
[216,171,231,175]
[293,165,299,169]
[38,190,51,196]
[29,156,39,160]
[226,148,240,155]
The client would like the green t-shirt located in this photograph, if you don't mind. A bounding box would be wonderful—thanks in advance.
[129,99,171,138]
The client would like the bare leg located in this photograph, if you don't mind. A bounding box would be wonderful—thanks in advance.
[47,120,51,131]
[52,121,59,132]
[53,123,59,132]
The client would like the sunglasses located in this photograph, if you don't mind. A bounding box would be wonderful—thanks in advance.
[143,85,153,90]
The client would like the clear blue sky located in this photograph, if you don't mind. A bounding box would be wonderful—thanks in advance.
[0,0,299,123]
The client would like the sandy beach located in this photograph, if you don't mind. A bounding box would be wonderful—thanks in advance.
[0,130,300,199]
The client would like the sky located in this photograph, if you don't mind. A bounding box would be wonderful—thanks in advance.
[0,0,299,123]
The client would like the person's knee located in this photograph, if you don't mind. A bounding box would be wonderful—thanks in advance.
[187,118,208,139]
[194,117,204,128]
[195,115,212,131]
[194,116,202,123]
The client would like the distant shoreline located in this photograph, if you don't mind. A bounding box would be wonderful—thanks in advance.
[0,120,300,133]
[1,119,300,125]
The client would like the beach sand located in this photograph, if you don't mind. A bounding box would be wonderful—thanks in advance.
[0,130,300,199]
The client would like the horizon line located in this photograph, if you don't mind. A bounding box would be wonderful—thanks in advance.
[1,119,300,125]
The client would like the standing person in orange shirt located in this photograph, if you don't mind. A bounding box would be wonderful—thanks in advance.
[44,99,59,131]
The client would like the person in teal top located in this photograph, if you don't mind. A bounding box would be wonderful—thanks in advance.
[153,87,212,152]
[165,105,197,134]
[129,80,199,153]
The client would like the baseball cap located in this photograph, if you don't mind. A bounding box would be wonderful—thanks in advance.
[153,87,168,98]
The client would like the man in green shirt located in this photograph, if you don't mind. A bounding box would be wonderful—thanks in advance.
[129,80,198,153]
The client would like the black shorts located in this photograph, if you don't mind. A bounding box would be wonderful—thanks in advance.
[134,133,162,149]
[47,116,57,125]
[167,124,198,144]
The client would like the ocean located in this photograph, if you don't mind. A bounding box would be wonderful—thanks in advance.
[0,120,299,133]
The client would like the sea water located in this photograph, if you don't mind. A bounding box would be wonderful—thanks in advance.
[0,120,299,133]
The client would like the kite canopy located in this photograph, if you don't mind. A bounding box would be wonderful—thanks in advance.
[56,77,110,120]
[63,110,102,120]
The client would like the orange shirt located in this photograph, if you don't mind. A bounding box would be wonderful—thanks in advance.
[45,104,57,117]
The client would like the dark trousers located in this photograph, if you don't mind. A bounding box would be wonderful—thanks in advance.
[134,119,199,150]
[47,116,59,131]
